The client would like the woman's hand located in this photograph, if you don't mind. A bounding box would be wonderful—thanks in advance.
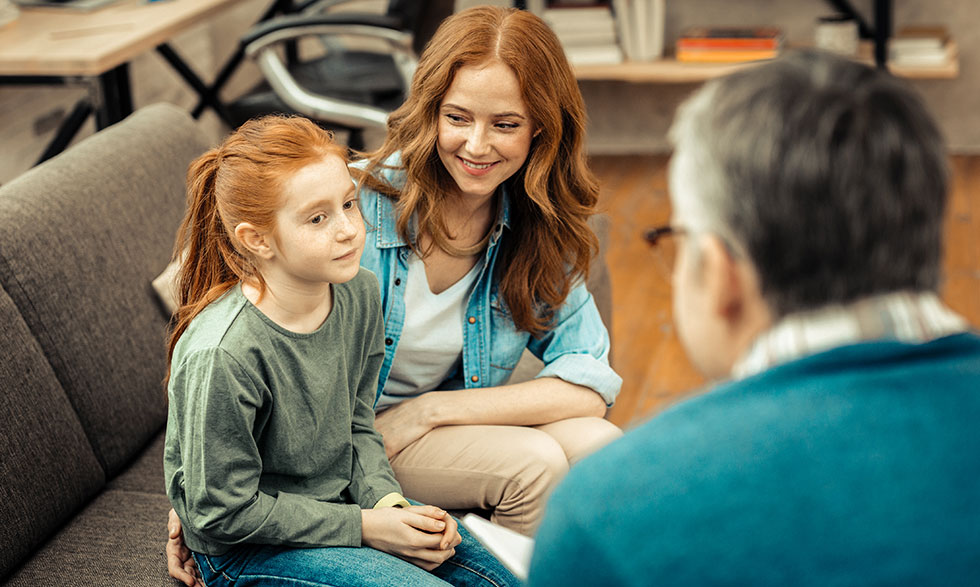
[166,508,200,586]
[373,395,438,458]
[361,505,461,571]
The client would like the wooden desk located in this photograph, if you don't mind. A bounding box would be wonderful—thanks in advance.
[0,0,292,162]
[0,0,241,77]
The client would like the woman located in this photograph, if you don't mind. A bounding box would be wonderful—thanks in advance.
[169,6,621,583]
[353,5,622,535]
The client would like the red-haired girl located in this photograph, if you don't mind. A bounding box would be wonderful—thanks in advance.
[163,115,517,587]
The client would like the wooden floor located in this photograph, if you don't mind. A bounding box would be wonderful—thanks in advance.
[595,155,980,430]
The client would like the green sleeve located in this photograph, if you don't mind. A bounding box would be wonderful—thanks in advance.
[172,347,363,548]
[346,285,403,508]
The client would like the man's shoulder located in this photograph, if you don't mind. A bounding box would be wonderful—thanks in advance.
[561,332,980,494]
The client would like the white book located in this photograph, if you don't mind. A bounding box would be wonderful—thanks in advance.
[612,0,638,60]
[543,6,614,25]
[460,514,535,582]
[644,0,666,60]
[549,16,617,36]
[636,0,649,60]
[558,28,618,47]
[564,43,624,65]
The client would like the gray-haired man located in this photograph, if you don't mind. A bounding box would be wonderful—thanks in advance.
[529,50,980,586]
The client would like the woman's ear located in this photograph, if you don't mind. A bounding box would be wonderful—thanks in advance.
[235,223,274,260]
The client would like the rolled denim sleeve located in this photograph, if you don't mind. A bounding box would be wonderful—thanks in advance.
[528,281,622,406]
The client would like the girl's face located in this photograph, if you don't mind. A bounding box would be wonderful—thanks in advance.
[436,60,535,202]
[268,155,365,286]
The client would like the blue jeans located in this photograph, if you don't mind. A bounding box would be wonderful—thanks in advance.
[191,521,519,587]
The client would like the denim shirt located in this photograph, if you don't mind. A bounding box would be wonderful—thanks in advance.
[353,156,622,407]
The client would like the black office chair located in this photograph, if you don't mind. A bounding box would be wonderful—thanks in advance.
[227,0,454,150]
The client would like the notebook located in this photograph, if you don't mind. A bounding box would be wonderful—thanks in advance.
[460,513,535,581]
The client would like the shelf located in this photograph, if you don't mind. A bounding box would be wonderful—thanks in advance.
[572,41,959,83]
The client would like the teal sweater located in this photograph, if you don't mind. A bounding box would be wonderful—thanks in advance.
[164,269,400,555]
[530,333,980,585]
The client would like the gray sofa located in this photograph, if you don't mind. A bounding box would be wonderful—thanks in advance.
[0,103,613,585]
[0,104,207,585]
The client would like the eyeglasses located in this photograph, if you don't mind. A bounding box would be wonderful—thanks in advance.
[644,224,685,280]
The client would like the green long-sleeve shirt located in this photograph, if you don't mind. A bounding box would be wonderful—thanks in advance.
[164,269,400,555]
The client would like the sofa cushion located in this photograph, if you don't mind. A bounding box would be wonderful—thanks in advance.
[2,489,178,587]
[106,432,167,495]
[0,103,211,479]
[0,285,105,580]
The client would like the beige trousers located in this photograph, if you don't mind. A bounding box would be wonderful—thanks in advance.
[388,416,622,536]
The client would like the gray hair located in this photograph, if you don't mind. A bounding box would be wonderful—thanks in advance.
[669,49,948,318]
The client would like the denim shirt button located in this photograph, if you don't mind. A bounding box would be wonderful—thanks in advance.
[470,375,479,383]
[468,316,476,324]
[385,337,393,346]
[394,278,401,286]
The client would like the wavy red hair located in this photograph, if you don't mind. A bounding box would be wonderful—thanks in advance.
[357,5,599,336]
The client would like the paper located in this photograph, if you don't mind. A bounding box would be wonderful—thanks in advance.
[460,513,535,581]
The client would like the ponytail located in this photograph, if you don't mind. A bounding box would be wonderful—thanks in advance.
[166,150,245,369]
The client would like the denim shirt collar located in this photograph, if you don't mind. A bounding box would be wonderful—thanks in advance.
[373,177,514,251]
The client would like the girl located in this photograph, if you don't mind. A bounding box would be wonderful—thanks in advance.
[163,115,516,587]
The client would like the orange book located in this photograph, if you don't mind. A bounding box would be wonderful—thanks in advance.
[676,48,780,63]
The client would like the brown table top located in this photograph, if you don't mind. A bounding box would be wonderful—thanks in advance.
[0,0,243,77]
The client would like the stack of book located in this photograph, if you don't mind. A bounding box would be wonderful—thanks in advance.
[888,26,954,68]
[542,2,624,66]
[676,27,784,63]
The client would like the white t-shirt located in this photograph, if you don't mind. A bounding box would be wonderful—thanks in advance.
[376,253,483,409]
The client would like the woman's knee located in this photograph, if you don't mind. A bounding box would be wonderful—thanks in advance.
[538,416,623,464]
[514,428,571,482]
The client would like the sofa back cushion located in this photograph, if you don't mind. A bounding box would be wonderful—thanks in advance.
[0,284,106,579]
[0,104,210,478]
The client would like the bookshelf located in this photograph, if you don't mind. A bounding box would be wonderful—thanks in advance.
[572,40,960,82]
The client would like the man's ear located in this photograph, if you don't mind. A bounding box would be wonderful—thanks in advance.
[701,234,772,340]
[235,223,274,260]
[700,235,745,326]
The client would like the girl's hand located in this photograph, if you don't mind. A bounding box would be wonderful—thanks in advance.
[373,395,438,458]
[361,505,461,571]
[166,508,200,586]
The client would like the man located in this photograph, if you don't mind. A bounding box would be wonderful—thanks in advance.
[528,50,980,585]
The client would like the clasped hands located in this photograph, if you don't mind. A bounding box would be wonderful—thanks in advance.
[167,504,460,586]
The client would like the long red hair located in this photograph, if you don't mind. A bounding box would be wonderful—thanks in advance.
[166,116,347,367]
[357,5,599,336]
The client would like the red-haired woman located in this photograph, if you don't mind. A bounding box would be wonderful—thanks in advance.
[352,4,622,537]
[163,115,517,587]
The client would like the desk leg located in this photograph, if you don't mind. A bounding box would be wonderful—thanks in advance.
[35,99,93,165]
[92,64,133,130]
[191,0,297,120]
[157,43,235,126]
[873,0,892,68]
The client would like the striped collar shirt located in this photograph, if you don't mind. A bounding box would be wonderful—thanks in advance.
[732,291,969,380]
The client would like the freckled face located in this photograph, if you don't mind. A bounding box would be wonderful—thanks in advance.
[270,155,365,286]
[436,60,535,201]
